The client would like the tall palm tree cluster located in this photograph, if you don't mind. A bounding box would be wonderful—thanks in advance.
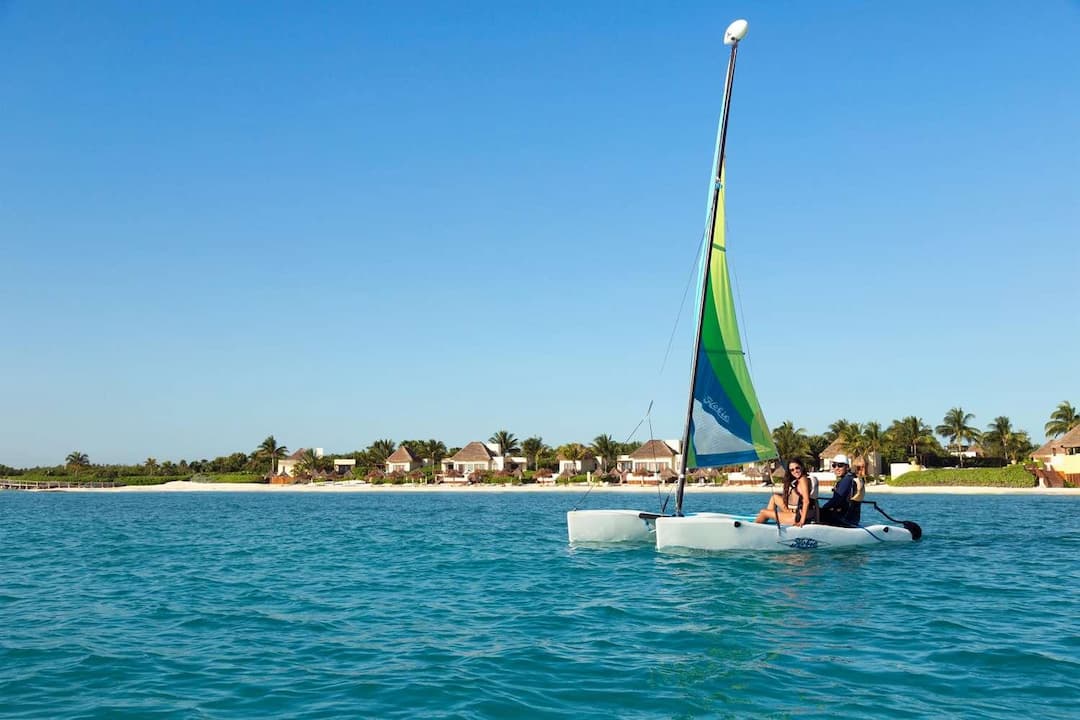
[246,431,635,479]
[483,431,636,472]
[769,401,1075,471]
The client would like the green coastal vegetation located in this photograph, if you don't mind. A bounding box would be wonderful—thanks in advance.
[2,401,1077,489]
[771,401,1077,487]
[887,465,1034,488]
[0,434,644,488]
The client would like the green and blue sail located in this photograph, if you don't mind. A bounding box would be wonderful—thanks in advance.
[685,162,777,469]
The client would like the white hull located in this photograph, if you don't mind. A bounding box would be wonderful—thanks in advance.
[654,513,916,551]
[566,509,656,544]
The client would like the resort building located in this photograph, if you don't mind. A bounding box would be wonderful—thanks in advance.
[277,447,323,477]
[819,439,883,476]
[557,453,598,476]
[626,439,682,483]
[385,445,423,474]
[440,441,526,476]
[948,443,986,460]
[1032,426,1080,483]
[442,442,494,477]
[333,458,356,475]
[485,442,528,472]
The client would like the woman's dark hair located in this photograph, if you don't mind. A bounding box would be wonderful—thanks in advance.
[784,458,807,493]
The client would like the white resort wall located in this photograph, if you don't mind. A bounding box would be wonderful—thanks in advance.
[890,462,918,479]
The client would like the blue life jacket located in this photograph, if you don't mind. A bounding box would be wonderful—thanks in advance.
[821,471,861,525]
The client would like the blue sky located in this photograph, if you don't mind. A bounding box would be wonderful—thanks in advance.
[2,1,1078,467]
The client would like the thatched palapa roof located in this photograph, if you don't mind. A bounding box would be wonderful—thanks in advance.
[820,439,845,458]
[387,445,421,463]
[450,442,495,463]
[1057,425,1080,449]
[1031,438,1061,459]
[629,440,678,459]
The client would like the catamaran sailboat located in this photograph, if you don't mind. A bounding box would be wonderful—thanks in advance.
[567,19,922,551]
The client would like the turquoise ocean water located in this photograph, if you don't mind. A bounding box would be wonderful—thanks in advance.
[1,490,1077,719]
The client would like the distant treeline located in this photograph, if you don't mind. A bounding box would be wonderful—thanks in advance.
[4,401,1077,481]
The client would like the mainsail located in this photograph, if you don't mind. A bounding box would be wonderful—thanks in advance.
[685,167,776,468]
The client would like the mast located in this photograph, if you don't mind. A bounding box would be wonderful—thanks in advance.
[674,19,748,516]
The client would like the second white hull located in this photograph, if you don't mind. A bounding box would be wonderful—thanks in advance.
[655,513,916,551]
[567,509,656,544]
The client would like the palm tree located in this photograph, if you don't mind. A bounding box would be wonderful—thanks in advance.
[417,439,447,472]
[296,448,323,481]
[536,444,558,469]
[521,436,547,471]
[1045,401,1080,438]
[807,434,831,470]
[144,458,159,476]
[589,434,619,471]
[366,439,397,468]
[254,435,288,475]
[65,451,90,475]
[771,421,810,462]
[982,416,1014,466]
[1007,431,1035,464]
[488,430,520,459]
[827,419,857,442]
[886,416,934,464]
[557,442,587,474]
[839,423,870,472]
[982,416,1035,465]
[558,443,588,460]
[935,407,981,467]
[862,421,884,476]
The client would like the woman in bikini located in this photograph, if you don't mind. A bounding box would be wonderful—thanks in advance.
[754,458,818,527]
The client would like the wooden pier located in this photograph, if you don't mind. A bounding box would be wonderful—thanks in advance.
[0,479,125,490]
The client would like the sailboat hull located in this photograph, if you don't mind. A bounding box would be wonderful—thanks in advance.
[655,513,916,551]
[567,510,656,544]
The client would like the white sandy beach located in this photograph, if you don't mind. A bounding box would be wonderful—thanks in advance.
[46,480,1079,496]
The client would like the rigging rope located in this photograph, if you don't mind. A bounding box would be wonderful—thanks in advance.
[571,215,707,515]
[648,412,676,514]
[659,226,708,376]
[570,402,657,512]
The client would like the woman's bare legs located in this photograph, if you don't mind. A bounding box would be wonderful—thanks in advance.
[754,493,795,524]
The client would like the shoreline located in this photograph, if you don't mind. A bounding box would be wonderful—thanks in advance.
[19,480,1078,496]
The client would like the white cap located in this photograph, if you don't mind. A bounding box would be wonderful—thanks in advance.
[832,454,850,466]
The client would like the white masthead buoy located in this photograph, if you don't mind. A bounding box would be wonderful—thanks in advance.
[723,19,749,45]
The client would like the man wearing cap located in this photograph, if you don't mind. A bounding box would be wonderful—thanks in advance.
[819,453,862,527]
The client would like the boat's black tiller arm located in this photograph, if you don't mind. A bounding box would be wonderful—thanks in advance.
[855,500,923,541]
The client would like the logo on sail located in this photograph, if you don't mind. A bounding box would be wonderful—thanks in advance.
[691,398,754,457]
[702,395,731,424]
